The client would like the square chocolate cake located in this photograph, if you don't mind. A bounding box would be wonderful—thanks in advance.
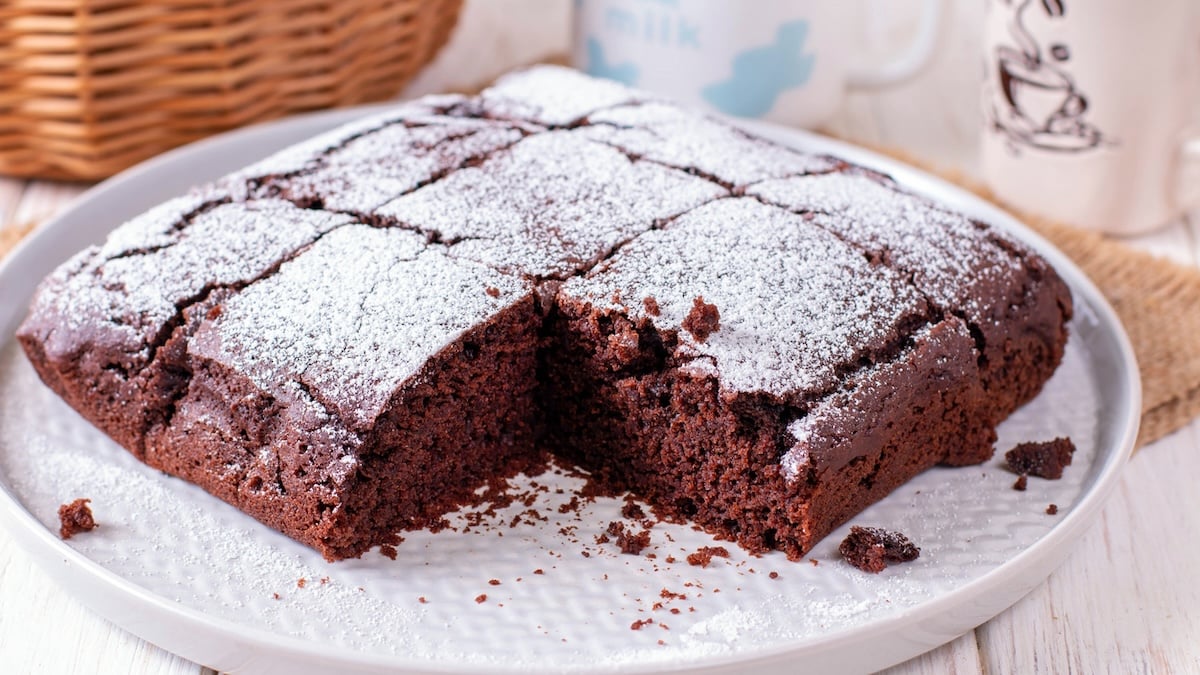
[17,66,1072,561]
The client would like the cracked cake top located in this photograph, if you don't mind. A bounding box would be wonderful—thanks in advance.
[189,225,533,431]
[559,198,932,404]
[374,131,727,278]
[25,199,354,374]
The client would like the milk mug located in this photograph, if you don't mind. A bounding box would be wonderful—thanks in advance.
[572,0,946,129]
[981,0,1200,234]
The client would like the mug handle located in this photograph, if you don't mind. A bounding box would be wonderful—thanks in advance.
[847,0,947,89]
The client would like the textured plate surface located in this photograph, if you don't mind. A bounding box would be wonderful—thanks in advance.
[0,108,1140,674]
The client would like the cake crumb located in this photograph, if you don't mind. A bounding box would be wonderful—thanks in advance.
[642,296,661,316]
[488,579,501,586]
[769,571,780,579]
[607,521,651,554]
[475,594,488,604]
[839,526,920,574]
[686,546,730,568]
[1047,504,1059,515]
[319,576,329,585]
[557,496,581,514]
[534,569,544,575]
[380,544,398,560]
[418,596,428,604]
[631,618,654,631]
[1013,474,1028,491]
[1005,438,1075,479]
[682,296,721,342]
[297,577,307,589]
[485,286,501,298]
[621,501,646,520]
[272,593,281,600]
[57,498,96,539]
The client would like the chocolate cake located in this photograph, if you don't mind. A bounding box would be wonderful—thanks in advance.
[17,66,1072,561]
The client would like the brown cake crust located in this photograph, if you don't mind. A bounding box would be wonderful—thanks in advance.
[17,66,1072,561]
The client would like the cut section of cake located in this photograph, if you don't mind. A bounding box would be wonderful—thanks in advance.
[159,226,542,560]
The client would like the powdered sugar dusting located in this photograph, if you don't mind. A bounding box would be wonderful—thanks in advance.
[29,200,353,369]
[747,171,1026,322]
[375,131,727,278]
[97,194,212,258]
[561,198,929,399]
[481,65,645,126]
[257,121,526,213]
[207,99,468,199]
[192,225,532,430]
[582,102,839,186]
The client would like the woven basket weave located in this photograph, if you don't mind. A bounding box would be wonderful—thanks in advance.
[0,0,462,181]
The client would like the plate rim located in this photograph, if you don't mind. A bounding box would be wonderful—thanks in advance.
[0,105,1142,674]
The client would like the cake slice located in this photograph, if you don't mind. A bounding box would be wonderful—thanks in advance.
[157,226,541,560]
[745,169,1072,423]
[17,199,355,454]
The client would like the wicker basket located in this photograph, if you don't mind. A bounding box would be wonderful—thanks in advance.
[0,0,462,181]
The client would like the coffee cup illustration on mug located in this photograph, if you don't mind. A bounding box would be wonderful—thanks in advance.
[987,0,1105,153]
[572,0,946,129]
[981,0,1200,234]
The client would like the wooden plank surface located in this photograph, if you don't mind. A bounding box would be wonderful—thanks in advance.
[2,1,1198,673]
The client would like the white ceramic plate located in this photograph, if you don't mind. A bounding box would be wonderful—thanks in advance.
[0,108,1140,674]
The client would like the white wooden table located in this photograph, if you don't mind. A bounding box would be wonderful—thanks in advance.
[2,2,1198,672]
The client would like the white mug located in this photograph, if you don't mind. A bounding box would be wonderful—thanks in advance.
[571,0,946,129]
[981,0,1200,235]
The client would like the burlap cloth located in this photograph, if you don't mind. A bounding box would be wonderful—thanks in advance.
[1,147,1195,450]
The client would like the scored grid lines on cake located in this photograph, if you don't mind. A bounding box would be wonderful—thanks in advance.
[746,170,1026,307]
[373,131,729,279]
[192,225,532,431]
[212,66,665,222]
[96,195,232,263]
[478,65,651,128]
[246,123,532,213]
[560,197,933,403]
[27,200,356,383]
[742,170,1072,411]
[578,101,842,189]
[209,93,518,194]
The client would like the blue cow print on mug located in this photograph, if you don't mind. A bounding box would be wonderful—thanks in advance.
[702,20,816,117]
